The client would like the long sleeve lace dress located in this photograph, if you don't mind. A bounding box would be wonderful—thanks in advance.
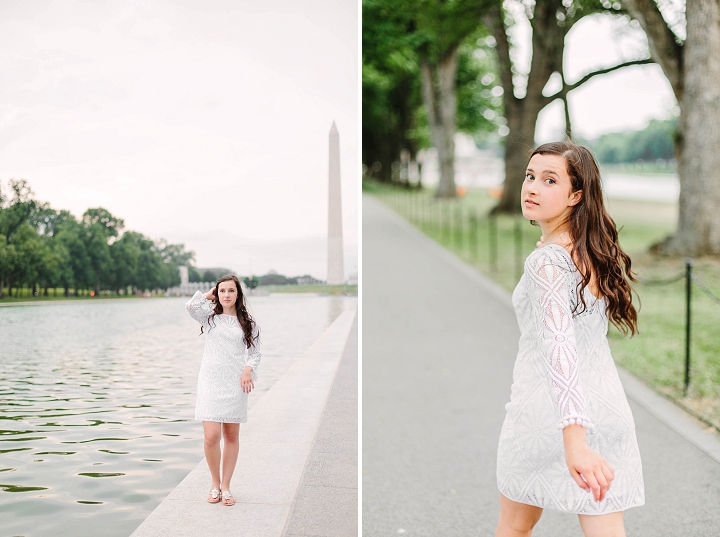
[185,291,261,423]
[496,244,644,514]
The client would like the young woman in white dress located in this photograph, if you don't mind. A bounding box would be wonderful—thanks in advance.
[186,274,261,506]
[495,142,644,537]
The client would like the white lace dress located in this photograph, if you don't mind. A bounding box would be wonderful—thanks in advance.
[496,244,644,514]
[185,291,261,423]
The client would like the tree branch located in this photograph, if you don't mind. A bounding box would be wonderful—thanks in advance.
[483,4,517,107]
[544,58,655,104]
[622,0,683,100]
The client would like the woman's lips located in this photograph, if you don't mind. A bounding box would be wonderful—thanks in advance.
[524,199,538,206]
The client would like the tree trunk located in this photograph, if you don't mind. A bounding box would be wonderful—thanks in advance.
[494,100,543,213]
[420,47,459,198]
[0,277,4,298]
[487,0,567,214]
[660,0,720,255]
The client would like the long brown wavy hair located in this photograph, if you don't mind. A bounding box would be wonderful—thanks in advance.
[530,141,638,336]
[203,274,260,349]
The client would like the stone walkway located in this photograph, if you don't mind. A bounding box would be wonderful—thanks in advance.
[362,194,720,537]
[129,309,357,537]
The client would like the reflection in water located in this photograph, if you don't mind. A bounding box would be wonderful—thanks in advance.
[0,294,356,537]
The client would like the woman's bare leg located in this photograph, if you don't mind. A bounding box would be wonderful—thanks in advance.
[202,421,222,490]
[578,512,626,537]
[220,423,240,492]
[495,494,543,537]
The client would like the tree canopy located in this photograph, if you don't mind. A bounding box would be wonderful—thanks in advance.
[591,118,677,163]
[0,179,196,298]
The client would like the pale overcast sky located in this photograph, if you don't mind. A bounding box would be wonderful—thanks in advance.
[531,12,678,142]
[0,0,358,280]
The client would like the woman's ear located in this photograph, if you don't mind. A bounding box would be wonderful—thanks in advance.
[569,189,583,207]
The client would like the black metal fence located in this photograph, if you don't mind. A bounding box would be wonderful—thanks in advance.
[638,260,720,395]
[383,188,540,285]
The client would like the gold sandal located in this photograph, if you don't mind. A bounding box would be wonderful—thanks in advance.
[221,490,235,506]
[207,488,221,503]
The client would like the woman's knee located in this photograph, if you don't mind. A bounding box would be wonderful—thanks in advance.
[222,424,240,444]
[498,494,543,534]
[203,425,222,446]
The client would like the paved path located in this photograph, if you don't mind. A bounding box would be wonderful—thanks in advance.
[130,309,357,537]
[362,194,720,537]
[283,315,358,537]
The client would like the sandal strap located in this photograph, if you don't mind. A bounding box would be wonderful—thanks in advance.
[221,490,234,499]
[210,488,220,499]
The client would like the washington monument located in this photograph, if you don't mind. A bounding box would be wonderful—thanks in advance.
[327,121,344,285]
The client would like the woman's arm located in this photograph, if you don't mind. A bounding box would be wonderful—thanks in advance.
[526,250,591,430]
[527,249,614,502]
[185,289,214,327]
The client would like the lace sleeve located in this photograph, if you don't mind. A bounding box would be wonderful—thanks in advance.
[526,248,594,432]
[185,291,211,330]
[244,325,261,382]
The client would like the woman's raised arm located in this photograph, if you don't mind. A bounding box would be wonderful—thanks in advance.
[186,289,213,329]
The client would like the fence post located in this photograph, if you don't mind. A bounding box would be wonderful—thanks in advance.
[445,203,452,244]
[514,217,523,282]
[469,210,478,261]
[684,258,692,397]
[455,206,462,249]
[489,213,498,272]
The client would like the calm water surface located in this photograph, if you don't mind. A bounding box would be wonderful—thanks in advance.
[0,294,356,537]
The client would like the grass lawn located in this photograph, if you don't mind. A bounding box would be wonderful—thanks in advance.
[0,290,147,304]
[260,284,358,294]
[366,180,720,432]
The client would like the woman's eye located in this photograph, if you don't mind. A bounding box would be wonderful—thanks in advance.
[525,173,534,181]
[546,178,555,185]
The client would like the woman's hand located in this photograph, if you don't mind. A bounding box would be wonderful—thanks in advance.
[563,424,615,502]
[205,287,216,301]
[241,366,254,394]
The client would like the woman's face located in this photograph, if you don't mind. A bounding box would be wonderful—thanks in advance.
[217,280,238,308]
[521,153,582,224]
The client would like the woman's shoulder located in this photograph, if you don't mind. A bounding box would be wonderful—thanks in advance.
[526,243,575,272]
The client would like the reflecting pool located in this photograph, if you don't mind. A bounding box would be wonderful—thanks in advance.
[0,293,356,537]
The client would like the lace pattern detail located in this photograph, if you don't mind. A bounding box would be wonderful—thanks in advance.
[496,244,644,514]
[185,291,262,423]
[527,248,594,432]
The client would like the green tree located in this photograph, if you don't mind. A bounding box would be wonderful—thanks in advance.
[82,208,124,294]
[55,216,92,296]
[362,0,500,193]
[109,231,142,292]
[136,243,164,292]
[243,276,259,289]
[593,119,676,163]
[7,224,45,296]
[188,266,202,283]
[0,179,41,297]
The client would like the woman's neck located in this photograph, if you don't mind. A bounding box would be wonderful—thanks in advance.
[222,306,237,316]
[539,220,573,250]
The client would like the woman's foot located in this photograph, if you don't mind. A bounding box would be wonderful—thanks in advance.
[222,490,235,506]
[207,487,221,503]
